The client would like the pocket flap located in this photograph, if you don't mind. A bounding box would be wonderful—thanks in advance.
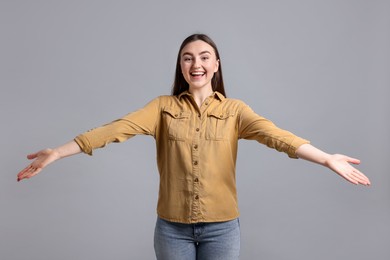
[163,107,191,119]
[208,110,235,120]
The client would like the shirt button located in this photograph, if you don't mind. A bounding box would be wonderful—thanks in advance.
[194,144,198,149]
[205,102,209,105]
[195,195,199,200]
[194,161,198,165]
[220,115,223,118]
[175,114,178,117]
[196,128,200,132]
[194,178,199,182]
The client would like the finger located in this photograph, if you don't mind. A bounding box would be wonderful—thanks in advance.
[351,171,371,185]
[17,165,31,177]
[17,165,34,179]
[351,168,370,182]
[27,152,39,160]
[345,156,361,165]
[343,169,370,186]
[17,167,29,181]
[344,174,359,185]
[18,165,38,182]
[24,168,42,180]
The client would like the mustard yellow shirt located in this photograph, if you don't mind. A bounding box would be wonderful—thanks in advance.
[74,91,309,224]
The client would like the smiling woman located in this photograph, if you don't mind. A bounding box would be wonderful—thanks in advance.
[17,33,370,260]
[180,41,219,104]
[172,34,226,99]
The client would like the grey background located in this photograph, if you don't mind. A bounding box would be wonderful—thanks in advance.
[1,0,389,259]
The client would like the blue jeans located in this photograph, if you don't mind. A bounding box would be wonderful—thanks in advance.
[154,217,240,260]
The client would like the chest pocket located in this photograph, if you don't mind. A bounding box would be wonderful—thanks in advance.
[163,107,191,141]
[206,110,235,140]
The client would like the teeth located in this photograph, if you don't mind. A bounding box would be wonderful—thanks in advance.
[191,72,205,76]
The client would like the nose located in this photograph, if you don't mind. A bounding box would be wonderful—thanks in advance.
[193,57,201,69]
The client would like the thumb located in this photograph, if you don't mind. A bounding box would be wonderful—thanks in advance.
[346,156,361,165]
[27,152,39,160]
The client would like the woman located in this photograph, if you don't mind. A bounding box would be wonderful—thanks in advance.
[17,34,370,260]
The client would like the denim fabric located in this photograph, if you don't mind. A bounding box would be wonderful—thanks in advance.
[154,217,240,260]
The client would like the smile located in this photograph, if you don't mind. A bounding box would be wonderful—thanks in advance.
[190,71,205,77]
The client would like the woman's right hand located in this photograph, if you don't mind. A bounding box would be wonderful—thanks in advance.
[17,149,60,182]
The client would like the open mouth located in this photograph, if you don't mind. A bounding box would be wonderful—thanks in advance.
[190,71,206,78]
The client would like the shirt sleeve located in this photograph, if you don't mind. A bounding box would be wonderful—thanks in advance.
[74,97,161,155]
[237,102,309,158]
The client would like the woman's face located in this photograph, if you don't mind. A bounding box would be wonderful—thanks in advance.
[180,40,219,93]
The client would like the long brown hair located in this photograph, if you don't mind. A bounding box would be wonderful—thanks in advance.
[171,34,226,97]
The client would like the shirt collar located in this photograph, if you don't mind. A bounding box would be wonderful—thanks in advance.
[178,91,225,101]
[214,91,225,101]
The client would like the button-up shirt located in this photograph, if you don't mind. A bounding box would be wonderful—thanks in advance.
[74,91,309,224]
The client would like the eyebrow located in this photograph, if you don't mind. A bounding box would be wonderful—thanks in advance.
[182,50,212,56]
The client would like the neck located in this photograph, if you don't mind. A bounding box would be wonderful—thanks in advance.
[188,86,213,107]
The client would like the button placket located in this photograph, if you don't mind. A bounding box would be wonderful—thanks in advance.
[191,112,202,221]
[190,96,214,222]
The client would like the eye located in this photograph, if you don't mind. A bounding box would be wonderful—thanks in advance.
[183,56,192,62]
[201,56,210,61]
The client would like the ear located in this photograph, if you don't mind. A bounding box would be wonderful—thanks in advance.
[214,59,220,73]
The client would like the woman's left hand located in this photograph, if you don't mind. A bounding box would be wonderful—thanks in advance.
[325,154,370,186]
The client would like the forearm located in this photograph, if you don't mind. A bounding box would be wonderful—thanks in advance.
[52,140,82,160]
[295,143,331,166]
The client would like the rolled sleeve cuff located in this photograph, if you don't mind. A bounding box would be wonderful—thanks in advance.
[287,138,310,159]
[74,135,93,156]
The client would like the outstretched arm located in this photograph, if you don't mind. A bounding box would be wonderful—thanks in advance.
[295,143,370,186]
[17,141,81,182]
